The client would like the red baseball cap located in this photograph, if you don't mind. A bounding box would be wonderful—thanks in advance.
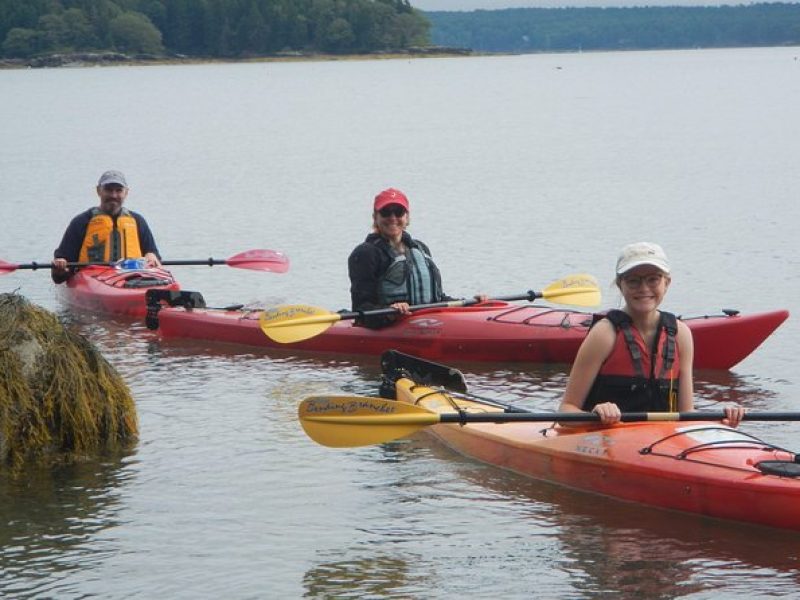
[373,188,409,212]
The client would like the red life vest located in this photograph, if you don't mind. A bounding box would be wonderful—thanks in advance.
[582,310,680,412]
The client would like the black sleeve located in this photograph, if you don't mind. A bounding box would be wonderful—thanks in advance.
[133,213,161,259]
[52,211,91,283]
[347,243,396,329]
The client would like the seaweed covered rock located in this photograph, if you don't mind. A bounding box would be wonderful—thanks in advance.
[0,293,137,470]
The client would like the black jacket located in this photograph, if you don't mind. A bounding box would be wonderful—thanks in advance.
[347,232,449,329]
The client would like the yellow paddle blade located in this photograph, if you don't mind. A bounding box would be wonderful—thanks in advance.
[299,395,440,447]
[259,305,340,343]
[541,273,601,307]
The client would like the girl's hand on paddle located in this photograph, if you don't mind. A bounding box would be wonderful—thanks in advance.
[390,302,411,315]
[723,405,746,428]
[474,294,489,303]
[591,402,622,425]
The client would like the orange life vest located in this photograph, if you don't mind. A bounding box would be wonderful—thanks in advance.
[78,208,143,263]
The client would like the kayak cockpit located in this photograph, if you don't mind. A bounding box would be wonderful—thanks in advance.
[89,265,176,289]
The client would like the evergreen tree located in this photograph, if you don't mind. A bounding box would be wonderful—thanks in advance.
[109,11,162,53]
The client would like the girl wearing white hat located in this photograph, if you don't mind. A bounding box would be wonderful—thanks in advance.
[559,242,744,427]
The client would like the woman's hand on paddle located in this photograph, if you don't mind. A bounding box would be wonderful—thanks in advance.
[474,294,489,303]
[390,301,411,315]
[591,402,622,425]
[723,405,746,428]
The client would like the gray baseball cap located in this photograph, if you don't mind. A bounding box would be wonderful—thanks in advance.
[98,170,128,187]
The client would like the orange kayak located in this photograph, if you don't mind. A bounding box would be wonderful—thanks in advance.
[391,376,800,531]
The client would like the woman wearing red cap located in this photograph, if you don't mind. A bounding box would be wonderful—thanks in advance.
[559,242,745,427]
[348,188,465,329]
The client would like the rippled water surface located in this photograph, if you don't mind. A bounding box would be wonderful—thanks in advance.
[2,47,799,598]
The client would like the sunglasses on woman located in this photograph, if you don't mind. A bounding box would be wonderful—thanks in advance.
[378,206,407,218]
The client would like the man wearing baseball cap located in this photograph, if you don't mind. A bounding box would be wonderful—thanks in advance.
[51,170,161,283]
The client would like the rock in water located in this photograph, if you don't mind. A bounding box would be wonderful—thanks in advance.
[0,293,138,470]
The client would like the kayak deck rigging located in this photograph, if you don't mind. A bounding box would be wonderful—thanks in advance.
[93,268,175,289]
[640,426,800,476]
[489,304,592,328]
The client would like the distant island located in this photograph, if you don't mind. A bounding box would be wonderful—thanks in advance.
[0,0,433,67]
[427,3,800,53]
[1,0,799,68]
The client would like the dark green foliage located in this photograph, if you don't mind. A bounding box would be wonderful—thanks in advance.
[109,11,162,53]
[0,0,430,58]
[426,3,800,53]
[2,27,40,58]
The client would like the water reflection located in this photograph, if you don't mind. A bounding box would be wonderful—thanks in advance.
[0,454,134,599]
[415,436,800,598]
[693,369,781,408]
[303,553,412,598]
[55,305,387,396]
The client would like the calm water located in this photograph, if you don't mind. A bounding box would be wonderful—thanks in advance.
[1,47,799,598]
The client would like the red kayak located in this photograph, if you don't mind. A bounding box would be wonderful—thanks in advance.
[61,265,180,317]
[147,297,788,369]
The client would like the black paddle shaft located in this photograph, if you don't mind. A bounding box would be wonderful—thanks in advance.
[437,412,800,424]
[343,291,540,320]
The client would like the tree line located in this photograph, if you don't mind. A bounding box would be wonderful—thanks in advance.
[426,3,800,53]
[3,1,798,60]
[0,0,430,58]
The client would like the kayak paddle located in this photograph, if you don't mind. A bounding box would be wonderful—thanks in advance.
[259,273,601,344]
[0,249,289,274]
[299,395,800,448]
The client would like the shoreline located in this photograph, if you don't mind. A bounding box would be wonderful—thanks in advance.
[0,47,474,70]
[2,44,795,70]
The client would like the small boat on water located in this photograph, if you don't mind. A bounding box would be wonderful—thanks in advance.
[298,351,800,532]
[57,249,289,318]
[146,291,788,370]
[62,264,180,317]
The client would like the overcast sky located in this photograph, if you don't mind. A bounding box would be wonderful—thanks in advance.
[413,0,752,9]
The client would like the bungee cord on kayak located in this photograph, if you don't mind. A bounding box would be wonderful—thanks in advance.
[641,425,800,478]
